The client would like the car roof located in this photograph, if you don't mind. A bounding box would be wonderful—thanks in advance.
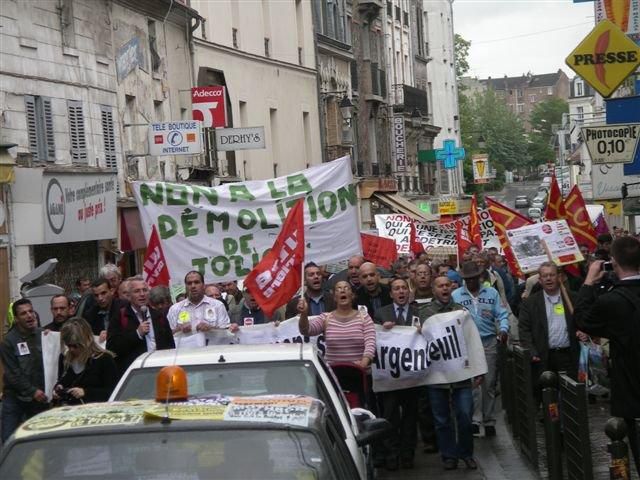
[130,342,316,368]
[11,395,325,442]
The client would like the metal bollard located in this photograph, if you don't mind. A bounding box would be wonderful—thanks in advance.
[540,371,563,480]
[605,417,630,480]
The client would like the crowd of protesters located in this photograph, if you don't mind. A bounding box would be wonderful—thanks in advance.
[1,234,639,475]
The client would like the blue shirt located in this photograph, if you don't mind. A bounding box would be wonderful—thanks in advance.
[452,285,510,338]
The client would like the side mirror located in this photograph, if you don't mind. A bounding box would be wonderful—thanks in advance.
[355,418,392,447]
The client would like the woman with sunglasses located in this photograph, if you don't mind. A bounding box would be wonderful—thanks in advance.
[52,318,118,405]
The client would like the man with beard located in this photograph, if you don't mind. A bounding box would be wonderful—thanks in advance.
[107,277,175,376]
[168,271,235,335]
[356,262,392,317]
[373,277,421,470]
[424,275,483,470]
[1,299,48,443]
[452,261,509,438]
[44,295,71,332]
[222,280,243,311]
[286,262,335,318]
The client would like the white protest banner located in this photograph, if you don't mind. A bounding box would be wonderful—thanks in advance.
[506,219,583,273]
[42,331,62,400]
[375,209,501,255]
[372,310,486,392]
[133,157,361,285]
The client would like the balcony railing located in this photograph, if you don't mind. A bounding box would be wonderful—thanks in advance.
[401,84,428,114]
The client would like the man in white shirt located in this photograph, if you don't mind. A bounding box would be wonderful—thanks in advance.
[167,271,235,334]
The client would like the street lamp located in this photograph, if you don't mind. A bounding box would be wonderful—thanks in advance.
[339,94,354,127]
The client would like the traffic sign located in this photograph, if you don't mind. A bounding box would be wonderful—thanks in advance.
[565,19,640,98]
[472,154,490,184]
[582,123,640,164]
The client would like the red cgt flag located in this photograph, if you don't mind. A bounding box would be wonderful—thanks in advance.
[455,220,473,265]
[469,194,483,250]
[486,197,534,279]
[244,199,305,318]
[409,219,425,258]
[143,224,171,287]
[361,233,397,270]
[544,174,567,221]
[564,185,598,252]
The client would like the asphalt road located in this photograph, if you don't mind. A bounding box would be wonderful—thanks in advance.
[485,180,542,212]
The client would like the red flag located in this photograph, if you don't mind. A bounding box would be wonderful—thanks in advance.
[486,197,534,278]
[544,175,567,220]
[564,185,598,252]
[469,194,483,250]
[455,220,473,265]
[143,224,171,287]
[244,199,305,318]
[361,233,398,270]
[409,219,425,258]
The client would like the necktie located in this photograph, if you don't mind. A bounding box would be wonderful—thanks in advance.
[397,306,404,323]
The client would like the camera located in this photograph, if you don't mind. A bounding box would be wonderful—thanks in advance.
[602,261,614,272]
[54,385,74,404]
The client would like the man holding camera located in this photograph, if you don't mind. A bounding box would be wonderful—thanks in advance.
[574,237,640,475]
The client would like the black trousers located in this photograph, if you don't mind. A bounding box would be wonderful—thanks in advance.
[417,385,437,446]
[380,387,419,460]
[626,418,640,477]
[533,347,577,405]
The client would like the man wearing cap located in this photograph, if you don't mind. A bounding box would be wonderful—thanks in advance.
[452,261,509,438]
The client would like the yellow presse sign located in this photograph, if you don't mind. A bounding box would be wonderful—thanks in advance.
[566,19,640,98]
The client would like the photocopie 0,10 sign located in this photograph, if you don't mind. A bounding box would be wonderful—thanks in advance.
[582,123,640,164]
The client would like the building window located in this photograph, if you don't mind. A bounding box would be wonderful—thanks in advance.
[298,47,303,66]
[264,37,270,57]
[395,5,401,21]
[547,87,553,95]
[576,81,583,96]
[517,104,524,113]
[517,89,523,98]
[67,100,87,163]
[386,1,392,17]
[530,94,536,103]
[232,28,239,48]
[148,20,161,73]
[101,106,116,170]
[24,95,55,162]
[577,106,584,121]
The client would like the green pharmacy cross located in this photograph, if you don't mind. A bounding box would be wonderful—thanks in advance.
[436,140,465,169]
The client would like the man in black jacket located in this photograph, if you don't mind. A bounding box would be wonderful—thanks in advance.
[356,262,392,316]
[83,277,125,342]
[574,236,640,475]
[285,262,335,318]
[0,299,48,443]
[373,277,421,470]
[519,262,584,382]
[107,277,175,376]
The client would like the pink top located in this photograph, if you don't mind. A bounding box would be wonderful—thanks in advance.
[308,310,377,363]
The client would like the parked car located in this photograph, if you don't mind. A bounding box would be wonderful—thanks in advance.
[0,395,388,479]
[110,343,374,479]
[514,195,530,208]
[528,207,542,221]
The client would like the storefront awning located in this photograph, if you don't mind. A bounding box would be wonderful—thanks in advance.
[373,192,438,223]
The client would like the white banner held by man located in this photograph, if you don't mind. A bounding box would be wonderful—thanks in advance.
[133,157,361,285]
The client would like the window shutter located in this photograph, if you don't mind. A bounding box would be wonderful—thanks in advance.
[43,98,55,161]
[67,100,87,163]
[101,106,116,169]
[24,95,39,161]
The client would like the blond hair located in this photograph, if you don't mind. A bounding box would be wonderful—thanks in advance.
[60,318,114,369]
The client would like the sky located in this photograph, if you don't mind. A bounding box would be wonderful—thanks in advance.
[453,0,596,79]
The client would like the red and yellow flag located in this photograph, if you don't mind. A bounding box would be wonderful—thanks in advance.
[469,194,483,250]
[486,197,534,278]
[544,175,567,220]
[564,185,598,252]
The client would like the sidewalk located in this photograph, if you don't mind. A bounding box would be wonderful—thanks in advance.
[378,409,540,480]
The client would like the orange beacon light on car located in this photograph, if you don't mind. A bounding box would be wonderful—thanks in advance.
[156,365,188,402]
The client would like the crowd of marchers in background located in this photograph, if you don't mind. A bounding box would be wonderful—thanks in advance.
[1,232,639,475]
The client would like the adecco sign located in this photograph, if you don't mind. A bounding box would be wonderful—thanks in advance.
[191,86,227,128]
[43,173,117,243]
[215,127,266,151]
[566,19,640,98]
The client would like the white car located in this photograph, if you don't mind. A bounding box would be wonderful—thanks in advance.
[110,343,374,479]
[528,207,542,221]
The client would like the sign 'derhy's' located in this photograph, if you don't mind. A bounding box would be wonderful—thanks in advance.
[215,127,266,152]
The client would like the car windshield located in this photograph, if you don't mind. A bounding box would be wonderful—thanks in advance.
[114,361,321,401]
[1,429,332,479]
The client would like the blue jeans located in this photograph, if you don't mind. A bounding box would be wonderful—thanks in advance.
[1,394,46,444]
[428,386,474,460]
